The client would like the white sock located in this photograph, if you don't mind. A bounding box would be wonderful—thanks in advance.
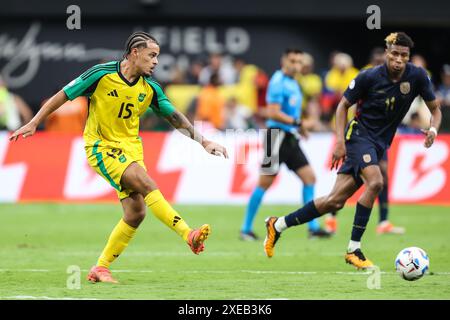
[274,217,287,232]
[348,240,361,253]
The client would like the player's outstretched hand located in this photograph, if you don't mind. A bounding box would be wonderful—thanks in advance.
[9,121,37,142]
[331,140,346,170]
[299,118,313,140]
[299,126,310,140]
[202,139,229,158]
[421,128,436,148]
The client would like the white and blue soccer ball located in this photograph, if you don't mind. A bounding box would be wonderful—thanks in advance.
[395,247,429,281]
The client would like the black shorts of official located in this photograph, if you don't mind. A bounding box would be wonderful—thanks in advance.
[261,128,309,175]
[338,120,386,187]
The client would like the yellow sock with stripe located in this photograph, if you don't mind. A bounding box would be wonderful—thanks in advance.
[144,189,191,241]
[97,219,137,268]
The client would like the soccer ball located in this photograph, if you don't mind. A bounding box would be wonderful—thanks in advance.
[395,247,429,281]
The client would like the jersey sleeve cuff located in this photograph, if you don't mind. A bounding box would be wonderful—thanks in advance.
[62,87,75,101]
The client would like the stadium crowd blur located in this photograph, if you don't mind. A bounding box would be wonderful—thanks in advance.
[146,49,450,134]
[2,49,450,134]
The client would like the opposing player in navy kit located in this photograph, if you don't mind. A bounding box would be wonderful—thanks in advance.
[326,48,406,235]
[263,32,442,269]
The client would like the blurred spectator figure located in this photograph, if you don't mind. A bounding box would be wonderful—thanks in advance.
[340,48,387,128]
[398,112,423,134]
[224,96,254,130]
[363,47,385,69]
[253,68,269,128]
[195,73,225,130]
[0,76,33,131]
[296,52,327,131]
[323,50,340,75]
[254,68,269,108]
[185,96,199,124]
[324,52,359,94]
[43,95,88,134]
[404,54,432,128]
[186,59,205,84]
[231,57,268,128]
[233,58,246,82]
[411,54,428,70]
[199,53,237,85]
[234,57,267,108]
[169,66,187,85]
[436,64,450,132]
[437,64,450,105]
[320,52,359,125]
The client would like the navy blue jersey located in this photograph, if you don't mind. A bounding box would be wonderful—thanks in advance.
[343,63,435,148]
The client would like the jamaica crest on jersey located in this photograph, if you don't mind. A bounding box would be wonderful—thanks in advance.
[400,82,410,95]
[138,93,146,102]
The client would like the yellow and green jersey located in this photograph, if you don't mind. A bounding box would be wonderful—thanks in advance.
[63,61,175,146]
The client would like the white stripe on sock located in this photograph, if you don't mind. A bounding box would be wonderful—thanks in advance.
[274,217,287,232]
[348,240,361,252]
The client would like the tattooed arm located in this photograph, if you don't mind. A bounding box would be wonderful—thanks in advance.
[164,110,229,158]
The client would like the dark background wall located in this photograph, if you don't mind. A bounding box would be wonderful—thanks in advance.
[3,0,450,23]
[1,0,450,110]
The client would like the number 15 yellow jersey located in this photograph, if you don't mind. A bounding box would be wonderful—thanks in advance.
[63,60,175,146]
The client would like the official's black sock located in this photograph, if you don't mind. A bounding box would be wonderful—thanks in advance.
[285,201,321,227]
[351,202,373,242]
[378,184,388,223]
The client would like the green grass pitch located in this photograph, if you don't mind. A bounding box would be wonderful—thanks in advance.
[0,203,449,300]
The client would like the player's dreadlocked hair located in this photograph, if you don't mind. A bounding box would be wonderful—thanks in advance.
[385,32,414,49]
[123,32,159,58]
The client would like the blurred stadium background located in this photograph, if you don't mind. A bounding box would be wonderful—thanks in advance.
[0,0,449,300]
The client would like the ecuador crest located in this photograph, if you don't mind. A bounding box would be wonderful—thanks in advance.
[400,82,410,95]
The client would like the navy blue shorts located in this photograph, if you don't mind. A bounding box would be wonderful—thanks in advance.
[338,120,385,186]
[381,149,388,162]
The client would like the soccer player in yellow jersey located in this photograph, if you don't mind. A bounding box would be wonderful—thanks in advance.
[10,32,228,284]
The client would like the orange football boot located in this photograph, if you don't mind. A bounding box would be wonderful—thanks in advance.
[264,217,281,258]
[376,221,405,235]
[187,224,211,255]
[87,266,118,284]
[325,215,338,234]
[345,249,374,270]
